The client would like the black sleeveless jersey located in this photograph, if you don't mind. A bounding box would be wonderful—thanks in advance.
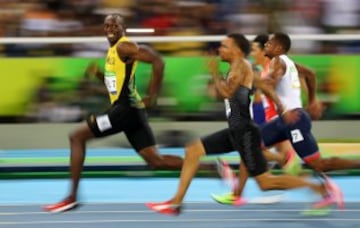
[224,86,252,129]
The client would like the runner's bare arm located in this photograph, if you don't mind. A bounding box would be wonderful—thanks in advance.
[295,63,317,104]
[137,45,164,106]
[262,56,286,88]
[253,72,286,115]
[210,60,249,98]
[85,62,105,81]
[295,63,322,119]
[117,42,164,106]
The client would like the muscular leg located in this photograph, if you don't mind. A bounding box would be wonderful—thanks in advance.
[286,113,360,172]
[306,156,360,172]
[234,159,326,198]
[68,122,96,201]
[254,172,326,196]
[167,140,206,204]
[235,123,325,198]
[274,140,295,166]
[139,145,214,171]
[139,146,184,170]
[262,148,284,166]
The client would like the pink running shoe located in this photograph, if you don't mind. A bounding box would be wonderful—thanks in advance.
[312,174,344,210]
[312,194,336,209]
[146,200,181,216]
[323,174,345,210]
[216,157,237,192]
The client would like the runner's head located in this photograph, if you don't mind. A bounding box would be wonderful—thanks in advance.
[264,32,291,58]
[218,33,250,62]
[251,34,269,65]
[104,14,126,45]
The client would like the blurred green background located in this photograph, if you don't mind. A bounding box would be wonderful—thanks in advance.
[0,55,359,122]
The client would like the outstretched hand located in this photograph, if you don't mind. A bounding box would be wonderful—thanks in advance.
[85,62,99,78]
[207,55,220,76]
[281,109,300,125]
[142,95,156,108]
[306,100,324,120]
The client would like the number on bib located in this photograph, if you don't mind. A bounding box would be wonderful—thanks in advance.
[105,72,117,94]
[290,129,304,143]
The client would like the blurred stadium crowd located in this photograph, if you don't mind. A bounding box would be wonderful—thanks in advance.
[0,0,360,56]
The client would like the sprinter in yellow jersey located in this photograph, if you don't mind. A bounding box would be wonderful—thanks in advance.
[43,14,192,213]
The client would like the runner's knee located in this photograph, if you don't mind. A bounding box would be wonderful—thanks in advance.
[69,131,85,143]
[139,148,164,169]
[146,158,164,169]
[185,140,206,159]
[69,125,94,143]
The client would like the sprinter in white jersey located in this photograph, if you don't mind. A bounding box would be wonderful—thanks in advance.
[261,33,360,177]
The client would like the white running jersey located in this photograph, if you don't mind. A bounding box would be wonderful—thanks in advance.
[276,55,302,110]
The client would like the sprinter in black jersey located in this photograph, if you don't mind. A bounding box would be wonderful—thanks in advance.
[146,33,335,216]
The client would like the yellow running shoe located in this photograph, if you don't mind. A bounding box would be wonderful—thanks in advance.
[282,150,302,176]
[211,192,247,206]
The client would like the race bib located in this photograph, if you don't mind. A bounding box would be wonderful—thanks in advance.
[291,129,304,143]
[104,71,117,94]
[224,99,231,117]
[96,114,112,132]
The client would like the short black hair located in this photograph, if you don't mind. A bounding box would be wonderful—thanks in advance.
[107,13,124,25]
[227,33,250,56]
[273,32,291,52]
[253,34,269,50]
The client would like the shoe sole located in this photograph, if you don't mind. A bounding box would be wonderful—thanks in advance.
[211,193,234,205]
[145,203,181,216]
[211,193,247,206]
[44,202,79,213]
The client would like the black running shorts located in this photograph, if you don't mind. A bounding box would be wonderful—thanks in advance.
[201,125,268,176]
[86,104,156,152]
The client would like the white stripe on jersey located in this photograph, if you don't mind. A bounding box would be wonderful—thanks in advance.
[276,55,302,110]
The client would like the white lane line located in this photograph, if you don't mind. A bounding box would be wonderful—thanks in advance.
[1,218,360,225]
[0,209,359,216]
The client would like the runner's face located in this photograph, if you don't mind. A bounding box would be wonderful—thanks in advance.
[218,38,236,62]
[104,16,124,45]
[251,42,265,65]
[264,36,277,58]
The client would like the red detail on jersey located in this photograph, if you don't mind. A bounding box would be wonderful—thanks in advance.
[261,64,278,121]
